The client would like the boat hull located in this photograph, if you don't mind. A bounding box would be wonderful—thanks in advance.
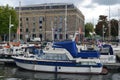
[13,57,102,74]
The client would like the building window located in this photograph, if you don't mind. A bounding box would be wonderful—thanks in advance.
[26,22,29,28]
[59,23,62,29]
[20,34,23,40]
[39,21,42,23]
[39,17,43,21]
[26,18,29,21]
[20,29,22,32]
[39,26,42,29]
[32,34,36,38]
[33,28,35,32]
[33,23,35,27]
[39,34,42,41]
[59,16,63,23]
[58,27,62,32]
[66,34,68,39]
[54,16,57,21]
[33,17,36,22]
[54,34,57,40]
[20,23,22,27]
[20,18,22,21]
[60,34,63,39]
[26,28,29,32]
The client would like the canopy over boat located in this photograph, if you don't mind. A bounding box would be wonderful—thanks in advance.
[53,41,100,58]
[102,44,114,55]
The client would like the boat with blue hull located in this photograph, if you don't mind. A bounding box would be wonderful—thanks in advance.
[12,41,104,74]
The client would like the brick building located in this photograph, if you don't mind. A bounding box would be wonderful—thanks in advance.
[15,3,84,41]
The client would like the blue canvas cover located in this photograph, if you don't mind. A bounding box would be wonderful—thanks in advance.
[53,41,78,58]
[53,41,100,58]
[78,50,100,58]
[102,44,114,55]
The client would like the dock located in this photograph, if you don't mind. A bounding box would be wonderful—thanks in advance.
[103,63,120,69]
[0,59,14,64]
[116,53,120,62]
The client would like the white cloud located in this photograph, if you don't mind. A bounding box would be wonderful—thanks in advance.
[81,0,92,7]
[0,0,120,25]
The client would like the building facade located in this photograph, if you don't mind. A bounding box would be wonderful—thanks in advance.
[15,3,84,41]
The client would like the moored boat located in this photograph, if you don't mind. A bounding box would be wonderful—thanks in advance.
[12,41,104,74]
[0,42,26,63]
[99,44,116,63]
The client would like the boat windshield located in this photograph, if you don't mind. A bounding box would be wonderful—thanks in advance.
[100,47,109,55]
[38,53,69,61]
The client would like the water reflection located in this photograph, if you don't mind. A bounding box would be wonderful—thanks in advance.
[0,64,120,80]
[14,68,103,80]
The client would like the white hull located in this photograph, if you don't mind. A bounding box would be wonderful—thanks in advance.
[15,61,102,74]
[100,55,116,63]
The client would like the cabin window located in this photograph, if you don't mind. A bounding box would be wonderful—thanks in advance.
[88,62,97,65]
[40,53,69,60]
[81,62,97,65]
[81,62,89,65]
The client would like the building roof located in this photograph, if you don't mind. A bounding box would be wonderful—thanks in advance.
[15,3,75,10]
[22,3,73,7]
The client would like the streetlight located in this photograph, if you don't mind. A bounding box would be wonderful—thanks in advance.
[9,15,14,43]
[102,25,105,42]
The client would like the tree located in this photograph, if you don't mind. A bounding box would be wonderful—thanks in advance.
[95,15,119,40]
[0,5,18,41]
[95,15,108,37]
[110,19,118,37]
[85,22,94,37]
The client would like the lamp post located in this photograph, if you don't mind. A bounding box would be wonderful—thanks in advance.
[51,21,54,42]
[9,15,14,43]
[102,25,105,42]
[118,19,120,43]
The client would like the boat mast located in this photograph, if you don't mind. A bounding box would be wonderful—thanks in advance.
[64,4,67,40]
[118,9,120,43]
[18,1,21,42]
[108,1,111,41]
[9,15,11,43]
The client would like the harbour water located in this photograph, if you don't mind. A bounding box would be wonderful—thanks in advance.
[0,64,120,80]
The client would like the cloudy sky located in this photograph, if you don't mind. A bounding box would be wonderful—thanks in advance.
[0,0,120,25]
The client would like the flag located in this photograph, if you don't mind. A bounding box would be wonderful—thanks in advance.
[75,35,79,43]
[97,40,102,47]
[79,27,82,34]
[17,27,20,34]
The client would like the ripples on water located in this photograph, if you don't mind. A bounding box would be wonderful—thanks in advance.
[0,64,120,80]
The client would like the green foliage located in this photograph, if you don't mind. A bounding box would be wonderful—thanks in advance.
[85,22,94,37]
[95,15,108,37]
[110,19,118,37]
[0,5,18,35]
[95,15,119,38]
